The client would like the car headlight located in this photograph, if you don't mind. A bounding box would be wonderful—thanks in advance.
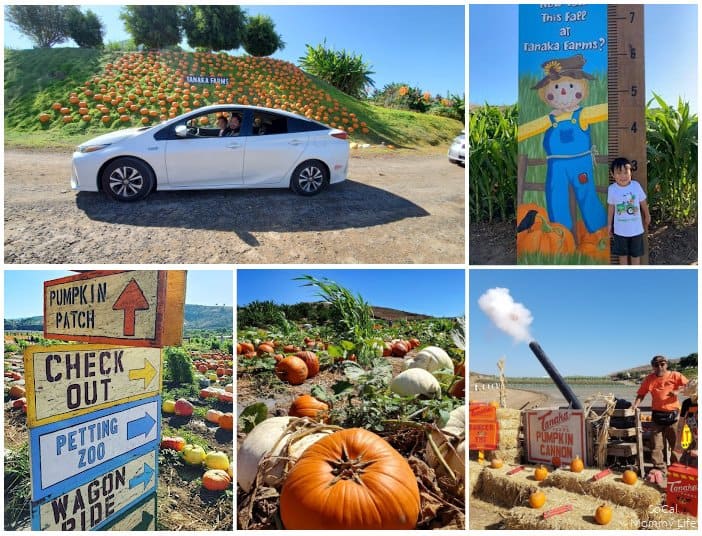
[78,143,111,153]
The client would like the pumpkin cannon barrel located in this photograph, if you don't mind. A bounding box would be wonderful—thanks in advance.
[528,341,582,410]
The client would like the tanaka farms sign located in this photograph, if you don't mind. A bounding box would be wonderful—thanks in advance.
[525,409,586,464]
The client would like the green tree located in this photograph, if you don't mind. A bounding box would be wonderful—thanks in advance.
[242,14,285,57]
[120,6,183,50]
[298,41,375,99]
[5,5,69,48]
[65,7,104,48]
[181,5,246,52]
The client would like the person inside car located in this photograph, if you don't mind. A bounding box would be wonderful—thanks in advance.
[227,114,241,136]
[217,116,231,137]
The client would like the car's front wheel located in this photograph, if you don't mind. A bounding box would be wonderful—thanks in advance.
[290,160,328,196]
[100,157,155,201]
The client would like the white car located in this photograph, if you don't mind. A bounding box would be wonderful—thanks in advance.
[448,130,465,167]
[71,105,349,201]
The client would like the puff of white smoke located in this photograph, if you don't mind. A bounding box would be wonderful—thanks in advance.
[478,287,533,343]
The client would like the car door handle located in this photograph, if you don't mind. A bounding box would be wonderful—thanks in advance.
[226,143,242,149]
[288,139,304,146]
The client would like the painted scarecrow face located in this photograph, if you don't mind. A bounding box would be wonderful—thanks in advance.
[538,76,588,113]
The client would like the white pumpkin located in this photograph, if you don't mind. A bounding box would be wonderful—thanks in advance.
[404,346,453,373]
[425,405,465,483]
[390,368,441,397]
[236,416,333,492]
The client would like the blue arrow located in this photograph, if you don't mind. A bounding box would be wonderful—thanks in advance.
[127,412,156,440]
[129,462,154,489]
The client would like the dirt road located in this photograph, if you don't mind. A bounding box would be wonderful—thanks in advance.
[4,148,464,264]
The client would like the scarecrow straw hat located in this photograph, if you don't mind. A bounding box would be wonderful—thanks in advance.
[533,54,595,89]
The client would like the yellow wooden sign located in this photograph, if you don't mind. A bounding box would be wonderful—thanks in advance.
[24,344,162,427]
[34,451,157,531]
[44,270,185,347]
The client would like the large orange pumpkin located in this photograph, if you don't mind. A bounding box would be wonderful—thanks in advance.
[295,351,320,378]
[275,356,308,385]
[517,202,548,229]
[289,394,329,421]
[570,455,584,473]
[517,214,576,255]
[576,220,610,261]
[280,428,420,530]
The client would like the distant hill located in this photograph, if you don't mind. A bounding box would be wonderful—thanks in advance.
[4,304,232,332]
[370,306,434,322]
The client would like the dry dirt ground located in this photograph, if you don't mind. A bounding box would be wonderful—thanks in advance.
[469,219,698,265]
[4,148,464,264]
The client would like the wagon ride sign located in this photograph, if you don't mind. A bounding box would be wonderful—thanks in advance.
[25,270,186,531]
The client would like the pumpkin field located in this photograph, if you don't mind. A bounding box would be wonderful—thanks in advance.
[236,277,466,530]
[3,332,234,531]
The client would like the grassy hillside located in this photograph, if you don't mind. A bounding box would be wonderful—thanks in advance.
[4,48,462,149]
[4,304,232,332]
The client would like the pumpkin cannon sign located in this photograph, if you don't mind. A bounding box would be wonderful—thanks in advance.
[518,5,610,263]
[525,409,586,464]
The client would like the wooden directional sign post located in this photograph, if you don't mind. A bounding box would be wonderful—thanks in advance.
[44,270,186,347]
[27,270,186,530]
[24,344,162,427]
[29,397,160,501]
[32,450,158,531]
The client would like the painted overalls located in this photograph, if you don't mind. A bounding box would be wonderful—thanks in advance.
[543,107,607,233]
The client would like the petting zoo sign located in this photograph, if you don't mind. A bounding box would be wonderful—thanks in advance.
[26,270,184,530]
[525,409,586,464]
[517,5,646,264]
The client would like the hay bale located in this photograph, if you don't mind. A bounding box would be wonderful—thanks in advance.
[502,487,640,530]
[497,428,519,449]
[474,463,540,508]
[469,460,485,496]
[496,407,522,421]
[543,468,661,520]
[485,447,521,465]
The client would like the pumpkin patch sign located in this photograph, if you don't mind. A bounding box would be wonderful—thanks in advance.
[518,5,610,263]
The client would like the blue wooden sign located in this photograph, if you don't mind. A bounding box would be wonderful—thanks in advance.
[104,492,157,531]
[29,397,160,502]
[31,450,158,531]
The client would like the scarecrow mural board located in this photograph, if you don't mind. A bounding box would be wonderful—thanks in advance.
[518,5,610,264]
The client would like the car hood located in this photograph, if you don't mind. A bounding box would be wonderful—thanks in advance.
[79,127,151,148]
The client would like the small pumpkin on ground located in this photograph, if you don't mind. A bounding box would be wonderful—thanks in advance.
[529,490,546,509]
[570,455,584,473]
[202,469,231,491]
[534,465,549,481]
[295,351,320,378]
[289,394,329,422]
[622,469,638,485]
[594,503,612,525]
[275,356,308,385]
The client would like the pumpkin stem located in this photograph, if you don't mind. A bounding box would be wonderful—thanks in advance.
[327,444,376,486]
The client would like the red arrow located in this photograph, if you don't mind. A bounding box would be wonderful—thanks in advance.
[113,279,150,336]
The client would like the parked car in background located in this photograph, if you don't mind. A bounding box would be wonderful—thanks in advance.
[448,130,465,167]
[71,105,349,201]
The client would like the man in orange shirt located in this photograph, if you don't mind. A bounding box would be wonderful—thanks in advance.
[632,355,688,480]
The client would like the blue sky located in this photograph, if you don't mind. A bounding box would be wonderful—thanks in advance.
[3,5,465,97]
[469,269,698,377]
[470,4,698,111]
[3,270,233,318]
[237,269,466,318]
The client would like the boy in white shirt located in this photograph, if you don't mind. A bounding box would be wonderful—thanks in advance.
[607,157,651,265]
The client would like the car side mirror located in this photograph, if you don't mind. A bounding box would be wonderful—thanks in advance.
[175,125,188,138]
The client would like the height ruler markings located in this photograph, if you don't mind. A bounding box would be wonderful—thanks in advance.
[607,4,647,263]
